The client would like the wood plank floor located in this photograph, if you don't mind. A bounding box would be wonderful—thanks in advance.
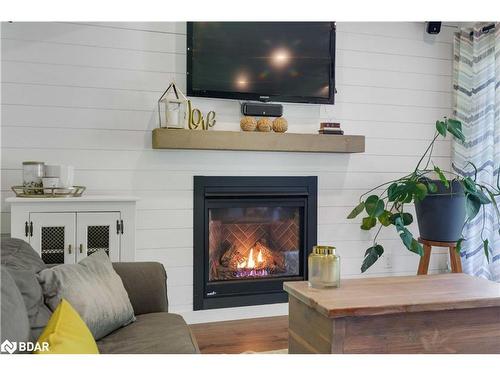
[190,315,288,354]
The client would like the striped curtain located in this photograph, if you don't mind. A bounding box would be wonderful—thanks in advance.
[452,23,500,281]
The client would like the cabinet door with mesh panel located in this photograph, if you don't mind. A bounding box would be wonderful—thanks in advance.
[76,212,120,262]
[30,212,76,264]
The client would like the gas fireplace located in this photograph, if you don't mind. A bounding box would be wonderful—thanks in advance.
[193,176,317,310]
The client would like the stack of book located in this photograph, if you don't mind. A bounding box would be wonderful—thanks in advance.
[318,122,344,135]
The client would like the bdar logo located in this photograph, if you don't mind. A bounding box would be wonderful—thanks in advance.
[1,339,17,354]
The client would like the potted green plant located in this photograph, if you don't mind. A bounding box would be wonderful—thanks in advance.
[347,117,500,272]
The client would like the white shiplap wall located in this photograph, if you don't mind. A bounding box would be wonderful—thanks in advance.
[1,22,454,323]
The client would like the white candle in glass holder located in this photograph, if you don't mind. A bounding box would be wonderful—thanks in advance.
[166,104,180,127]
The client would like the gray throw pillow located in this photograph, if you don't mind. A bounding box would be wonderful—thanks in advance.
[1,266,31,352]
[37,250,135,340]
[1,238,52,341]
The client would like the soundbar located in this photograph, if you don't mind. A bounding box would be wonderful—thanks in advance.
[241,102,283,117]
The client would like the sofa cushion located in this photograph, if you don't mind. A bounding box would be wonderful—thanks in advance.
[0,238,52,341]
[0,238,46,273]
[1,266,31,350]
[37,250,135,340]
[112,262,168,315]
[6,268,53,341]
[97,312,199,354]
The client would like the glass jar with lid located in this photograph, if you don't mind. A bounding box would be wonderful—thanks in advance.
[308,245,340,288]
[22,161,45,194]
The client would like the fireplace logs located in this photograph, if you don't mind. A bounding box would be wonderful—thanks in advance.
[207,207,302,281]
[215,239,286,279]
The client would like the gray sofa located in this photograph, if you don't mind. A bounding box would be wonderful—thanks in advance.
[0,238,199,354]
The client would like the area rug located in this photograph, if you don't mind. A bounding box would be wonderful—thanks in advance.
[242,349,288,354]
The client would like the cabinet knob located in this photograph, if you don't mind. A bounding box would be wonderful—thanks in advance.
[68,244,72,254]
[79,244,83,254]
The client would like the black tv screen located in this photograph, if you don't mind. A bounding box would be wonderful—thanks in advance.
[187,22,336,104]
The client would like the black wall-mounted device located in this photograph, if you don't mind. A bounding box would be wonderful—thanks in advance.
[187,22,336,105]
[426,22,442,34]
[241,102,283,117]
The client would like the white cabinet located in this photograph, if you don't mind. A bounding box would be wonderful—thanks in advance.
[7,196,137,263]
[76,212,121,262]
[30,212,76,264]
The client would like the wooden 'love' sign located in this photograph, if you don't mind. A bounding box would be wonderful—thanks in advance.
[187,101,216,130]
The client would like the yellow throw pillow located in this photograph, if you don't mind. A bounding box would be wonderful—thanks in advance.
[35,299,99,354]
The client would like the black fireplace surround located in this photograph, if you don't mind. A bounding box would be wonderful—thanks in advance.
[193,176,317,310]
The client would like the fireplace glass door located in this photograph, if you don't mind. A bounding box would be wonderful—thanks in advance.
[208,201,304,282]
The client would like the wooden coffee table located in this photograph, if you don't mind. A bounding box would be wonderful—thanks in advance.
[283,274,500,353]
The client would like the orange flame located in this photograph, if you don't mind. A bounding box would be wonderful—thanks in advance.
[246,248,255,268]
[236,248,264,269]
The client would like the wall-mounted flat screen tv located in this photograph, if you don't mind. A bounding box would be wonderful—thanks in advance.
[187,22,336,104]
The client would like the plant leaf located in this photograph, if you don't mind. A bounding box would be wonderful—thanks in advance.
[446,118,465,142]
[361,244,384,273]
[436,120,447,137]
[465,194,481,221]
[390,212,413,226]
[447,118,462,131]
[378,210,392,226]
[410,238,424,256]
[462,177,477,194]
[347,201,365,219]
[456,237,464,254]
[391,181,416,204]
[365,195,385,218]
[394,217,423,256]
[414,183,428,202]
[387,183,398,202]
[427,182,438,193]
[483,239,489,262]
[474,189,491,204]
[464,161,478,181]
[486,190,500,224]
[403,193,413,203]
[434,165,449,188]
[361,217,377,230]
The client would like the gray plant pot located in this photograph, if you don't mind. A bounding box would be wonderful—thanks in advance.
[414,180,465,242]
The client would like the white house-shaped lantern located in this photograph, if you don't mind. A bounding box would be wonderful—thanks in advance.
[157,82,189,128]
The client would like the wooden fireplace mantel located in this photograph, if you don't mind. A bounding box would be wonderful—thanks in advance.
[152,128,365,153]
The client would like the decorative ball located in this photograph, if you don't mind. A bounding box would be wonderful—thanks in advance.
[272,117,288,133]
[240,116,257,131]
[257,118,273,132]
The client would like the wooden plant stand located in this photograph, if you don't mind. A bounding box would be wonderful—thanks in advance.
[417,238,462,275]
